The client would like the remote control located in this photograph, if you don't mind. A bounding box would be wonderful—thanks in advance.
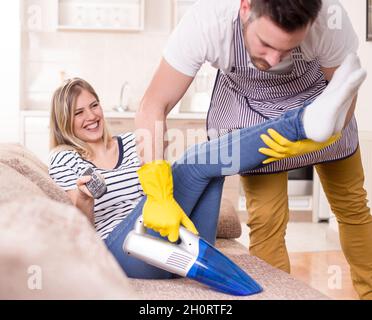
[82,167,107,199]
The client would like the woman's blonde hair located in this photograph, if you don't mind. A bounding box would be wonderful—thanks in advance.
[50,77,111,158]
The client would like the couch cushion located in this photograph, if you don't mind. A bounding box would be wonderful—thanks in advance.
[0,197,139,299]
[0,144,71,205]
[217,198,242,239]
[130,238,329,300]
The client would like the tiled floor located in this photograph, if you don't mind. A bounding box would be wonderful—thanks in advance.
[289,250,359,300]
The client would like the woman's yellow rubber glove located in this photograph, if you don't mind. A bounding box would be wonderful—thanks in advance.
[136,160,198,242]
[259,129,341,165]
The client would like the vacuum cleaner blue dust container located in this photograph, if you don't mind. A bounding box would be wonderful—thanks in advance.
[123,216,262,296]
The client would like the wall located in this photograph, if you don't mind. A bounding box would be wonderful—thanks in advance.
[340,0,372,132]
[19,1,372,129]
[21,0,173,112]
[0,1,21,143]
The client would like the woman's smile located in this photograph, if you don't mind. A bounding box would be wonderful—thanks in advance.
[84,120,100,131]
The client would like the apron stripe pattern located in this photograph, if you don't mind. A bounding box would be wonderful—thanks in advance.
[207,17,359,175]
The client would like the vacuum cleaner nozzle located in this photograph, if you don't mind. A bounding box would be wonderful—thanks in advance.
[123,216,262,296]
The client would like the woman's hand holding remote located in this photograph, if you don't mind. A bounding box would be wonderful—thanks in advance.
[76,175,94,199]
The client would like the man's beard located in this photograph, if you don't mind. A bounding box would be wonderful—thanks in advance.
[242,19,272,71]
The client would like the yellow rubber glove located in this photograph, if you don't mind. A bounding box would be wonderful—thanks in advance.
[259,129,341,165]
[137,160,198,242]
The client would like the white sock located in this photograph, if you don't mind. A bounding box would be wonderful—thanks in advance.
[314,52,361,135]
[333,95,355,133]
[323,53,361,95]
[303,68,367,142]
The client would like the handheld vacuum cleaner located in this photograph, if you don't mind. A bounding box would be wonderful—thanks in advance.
[123,216,263,296]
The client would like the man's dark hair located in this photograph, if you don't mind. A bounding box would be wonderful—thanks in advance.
[250,0,323,32]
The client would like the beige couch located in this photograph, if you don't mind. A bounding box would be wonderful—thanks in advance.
[0,143,329,300]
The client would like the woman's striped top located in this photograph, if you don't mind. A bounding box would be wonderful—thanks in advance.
[48,133,144,240]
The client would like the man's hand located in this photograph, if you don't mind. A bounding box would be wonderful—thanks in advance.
[259,129,341,164]
[137,160,198,242]
[142,196,197,242]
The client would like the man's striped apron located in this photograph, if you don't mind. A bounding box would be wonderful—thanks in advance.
[207,17,359,174]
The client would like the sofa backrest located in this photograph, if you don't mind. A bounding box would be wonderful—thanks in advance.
[0,143,71,205]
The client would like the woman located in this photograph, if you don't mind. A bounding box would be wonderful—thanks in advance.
[48,61,366,278]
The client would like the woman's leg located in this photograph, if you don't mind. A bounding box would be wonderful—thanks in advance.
[104,106,306,278]
[171,62,366,202]
[171,63,367,240]
[104,65,366,278]
[104,197,175,279]
[171,107,307,191]
[179,177,225,245]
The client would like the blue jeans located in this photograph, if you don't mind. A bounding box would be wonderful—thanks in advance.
[104,107,307,279]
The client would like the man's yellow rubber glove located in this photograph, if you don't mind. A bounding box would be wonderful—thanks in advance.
[259,129,341,165]
[136,160,198,242]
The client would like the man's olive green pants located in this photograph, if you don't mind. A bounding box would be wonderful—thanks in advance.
[240,147,372,299]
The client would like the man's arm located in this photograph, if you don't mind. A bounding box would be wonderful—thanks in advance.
[321,65,358,128]
[135,58,194,163]
[134,59,199,240]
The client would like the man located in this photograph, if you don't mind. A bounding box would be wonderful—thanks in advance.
[135,0,372,299]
